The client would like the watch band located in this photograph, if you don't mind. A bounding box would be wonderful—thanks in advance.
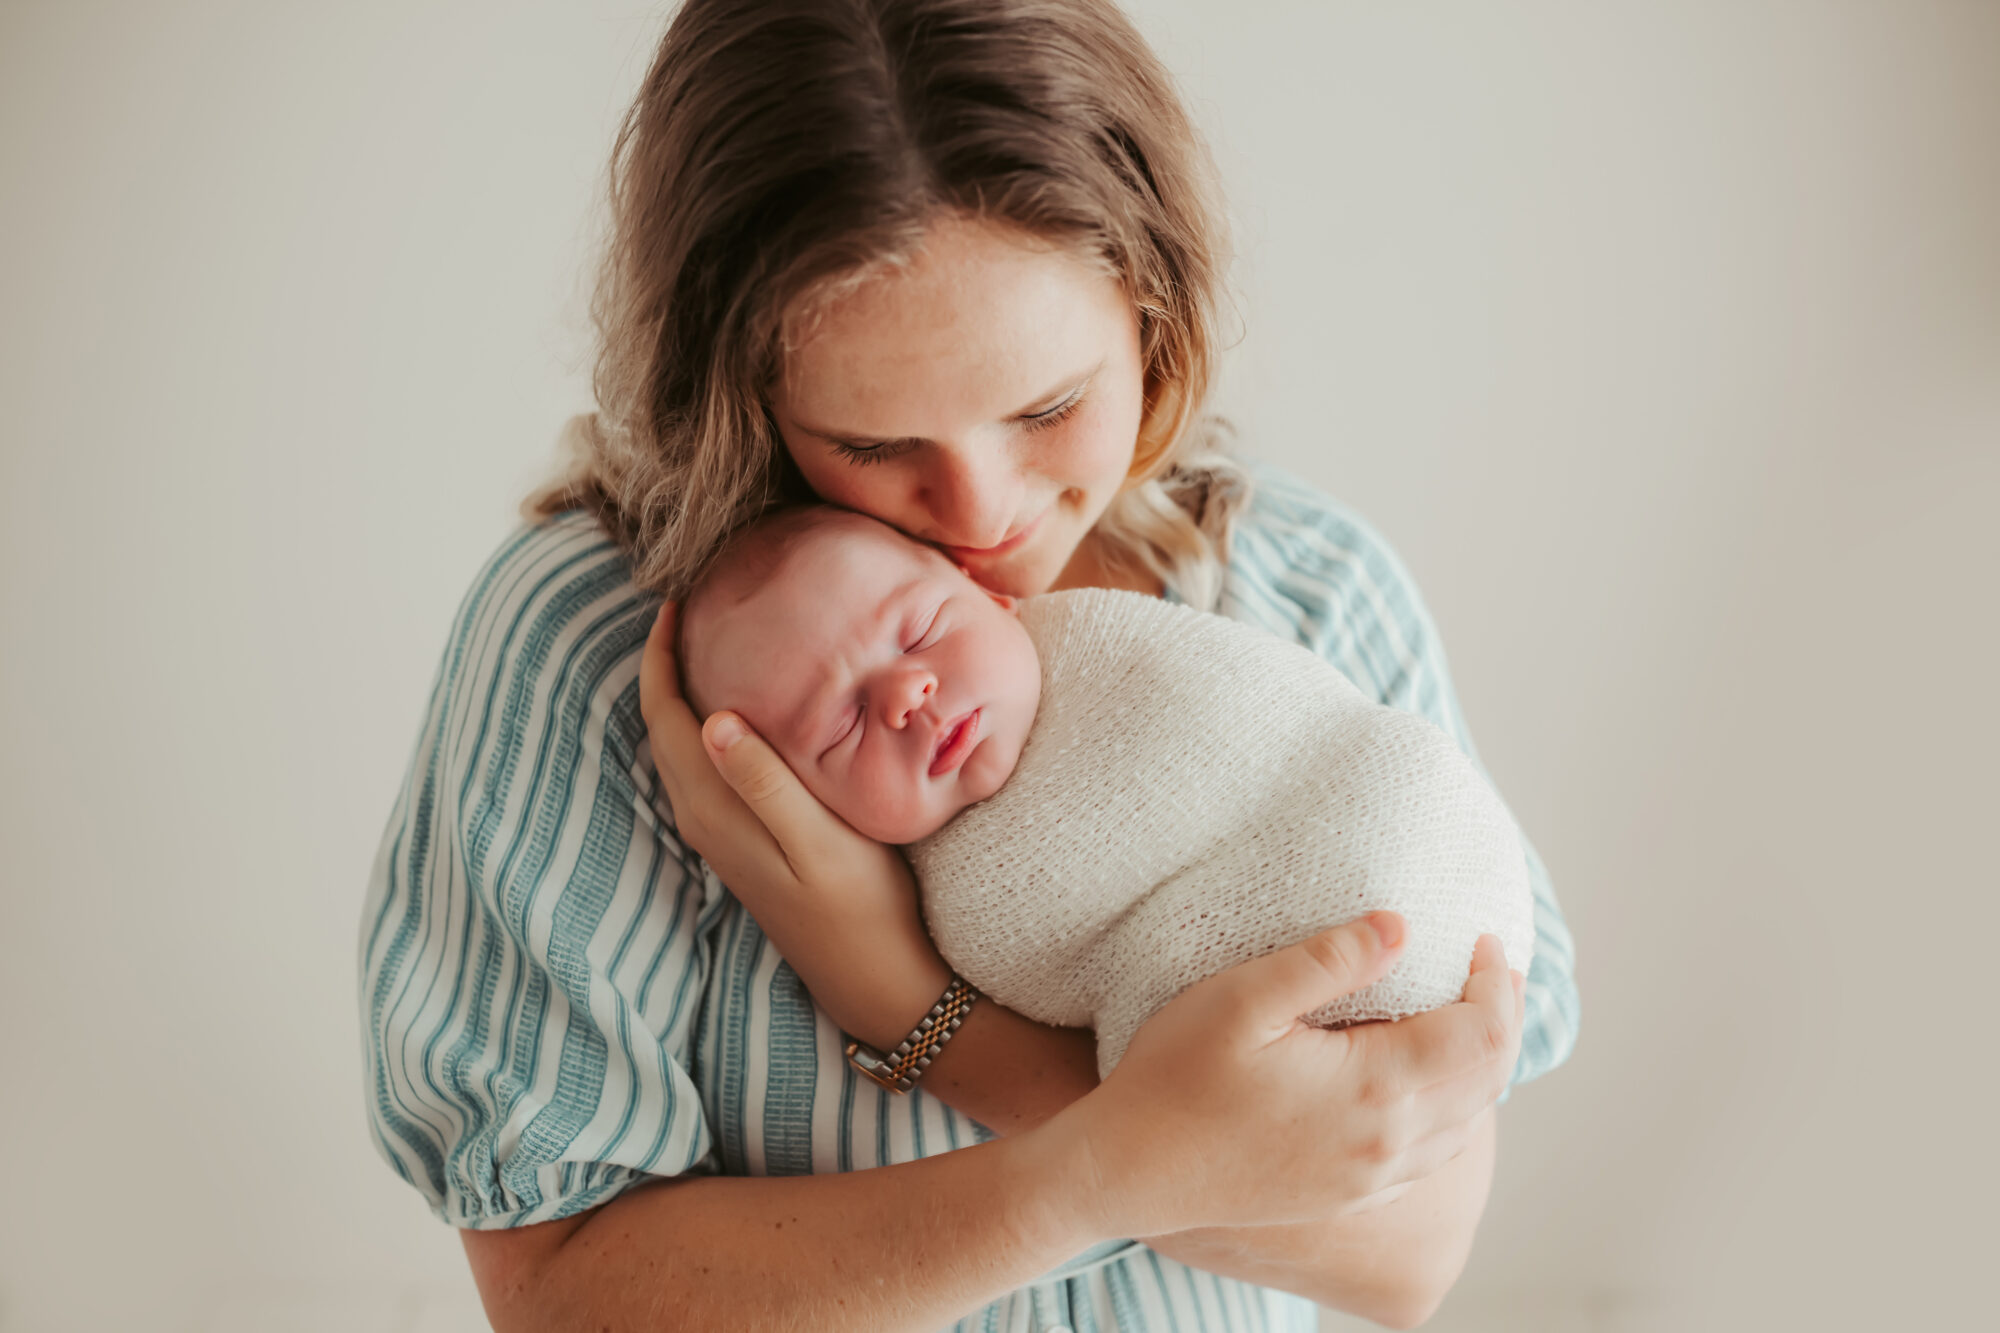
[844,976,979,1093]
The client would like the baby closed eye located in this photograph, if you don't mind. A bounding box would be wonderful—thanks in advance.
[907,606,943,652]
[820,706,861,758]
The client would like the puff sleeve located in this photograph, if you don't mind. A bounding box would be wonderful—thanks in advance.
[358,513,723,1228]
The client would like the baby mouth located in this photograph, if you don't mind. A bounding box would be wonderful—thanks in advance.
[928,708,981,778]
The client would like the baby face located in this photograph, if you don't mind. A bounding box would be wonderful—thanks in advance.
[687,513,1042,844]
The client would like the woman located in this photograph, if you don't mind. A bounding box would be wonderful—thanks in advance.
[357,1,1581,1328]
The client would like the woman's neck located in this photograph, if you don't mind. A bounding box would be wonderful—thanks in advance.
[1051,531,1165,598]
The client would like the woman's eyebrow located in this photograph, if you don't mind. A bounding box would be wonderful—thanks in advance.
[790,360,1103,447]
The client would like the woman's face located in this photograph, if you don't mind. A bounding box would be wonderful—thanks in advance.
[773,214,1147,599]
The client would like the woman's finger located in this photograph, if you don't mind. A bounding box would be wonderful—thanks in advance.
[636,606,804,880]
[702,711,871,874]
[1459,934,1516,1013]
[1390,951,1527,1146]
[1406,1038,1515,1143]
[639,606,743,807]
[638,601,686,720]
[639,605,716,800]
[1373,935,1521,1093]
[638,604,715,796]
[1216,913,1406,1046]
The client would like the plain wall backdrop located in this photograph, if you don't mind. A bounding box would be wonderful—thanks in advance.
[2,2,1994,1330]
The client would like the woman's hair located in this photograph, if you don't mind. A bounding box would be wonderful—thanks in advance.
[527,0,1252,607]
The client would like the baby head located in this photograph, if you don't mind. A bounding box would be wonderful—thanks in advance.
[680,507,1042,844]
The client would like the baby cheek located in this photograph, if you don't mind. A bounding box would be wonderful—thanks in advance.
[834,746,925,841]
[958,740,1013,806]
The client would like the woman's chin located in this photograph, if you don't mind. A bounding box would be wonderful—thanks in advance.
[965,560,1044,600]
[973,530,1083,598]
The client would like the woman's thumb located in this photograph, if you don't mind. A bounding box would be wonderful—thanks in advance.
[1236,913,1405,1041]
[701,712,830,853]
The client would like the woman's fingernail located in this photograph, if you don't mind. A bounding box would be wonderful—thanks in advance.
[708,714,745,751]
[1369,913,1404,949]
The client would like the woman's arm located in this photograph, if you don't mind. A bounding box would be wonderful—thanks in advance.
[888,925,1515,1326]
[462,1127,1097,1333]
[461,1045,1486,1333]
[672,788,1514,1325]
[641,605,1523,1325]
[463,916,1492,1332]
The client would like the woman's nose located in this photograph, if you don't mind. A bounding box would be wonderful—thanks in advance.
[880,664,938,729]
[920,447,1022,550]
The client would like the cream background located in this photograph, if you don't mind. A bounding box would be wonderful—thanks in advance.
[1,2,1993,1330]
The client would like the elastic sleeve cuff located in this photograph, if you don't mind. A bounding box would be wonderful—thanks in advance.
[439,1159,704,1231]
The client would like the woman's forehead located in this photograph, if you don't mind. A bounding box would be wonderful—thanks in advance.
[776,217,1129,439]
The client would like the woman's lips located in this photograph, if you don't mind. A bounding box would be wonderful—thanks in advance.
[940,511,1045,563]
[928,708,981,778]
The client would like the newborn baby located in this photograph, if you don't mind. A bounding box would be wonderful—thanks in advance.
[681,505,1535,1074]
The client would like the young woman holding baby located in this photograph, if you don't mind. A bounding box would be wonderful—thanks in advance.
[358,2,1581,1329]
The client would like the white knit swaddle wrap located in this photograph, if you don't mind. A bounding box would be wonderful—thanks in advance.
[908,588,1535,1077]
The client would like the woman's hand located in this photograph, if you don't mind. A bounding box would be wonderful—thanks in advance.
[638,603,950,1041]
[1042,912,1526,1240]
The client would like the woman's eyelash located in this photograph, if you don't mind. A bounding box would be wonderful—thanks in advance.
[831,439,909,466]
[1022,389,1086,432]
[829,386,1088,463]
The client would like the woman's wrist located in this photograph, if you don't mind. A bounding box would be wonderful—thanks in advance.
[1005,1103,1127,1251]
[864,947,957,1051]
[760,896,952,1050]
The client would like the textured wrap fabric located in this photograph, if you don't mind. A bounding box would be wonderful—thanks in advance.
[909,587,1536,1076]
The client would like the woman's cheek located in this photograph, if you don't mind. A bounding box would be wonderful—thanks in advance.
[1062,392,1144,487]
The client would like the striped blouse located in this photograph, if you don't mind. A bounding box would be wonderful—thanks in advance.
[357,461,1581,1332]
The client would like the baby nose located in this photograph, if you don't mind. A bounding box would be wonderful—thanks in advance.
[884,666,937,729]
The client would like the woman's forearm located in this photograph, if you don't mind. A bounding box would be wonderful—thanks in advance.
[463,1129,1099,1333]
[749,895,1106,1134]
[766,904,1495,1324]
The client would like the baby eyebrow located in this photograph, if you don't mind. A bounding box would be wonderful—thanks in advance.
[791,361,1103,448]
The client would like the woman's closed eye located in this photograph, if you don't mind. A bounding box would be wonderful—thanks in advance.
[831,437,914,466]
[1020,383,1087,433]
[826,381,1091,465]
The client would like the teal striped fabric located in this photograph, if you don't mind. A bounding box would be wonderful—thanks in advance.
[358,461,1581,1332]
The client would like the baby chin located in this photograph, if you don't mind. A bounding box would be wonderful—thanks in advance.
[887,739,1023,845]
[956,735,1019,805]
[938,735,1023,820]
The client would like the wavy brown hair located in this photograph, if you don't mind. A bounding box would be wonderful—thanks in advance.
[527,0,1250,605]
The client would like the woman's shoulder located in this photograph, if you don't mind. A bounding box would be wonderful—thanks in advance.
[1224,459,1431,619]
[444,510,650,677]
[452,509,641,637]
[422,510,657,803]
